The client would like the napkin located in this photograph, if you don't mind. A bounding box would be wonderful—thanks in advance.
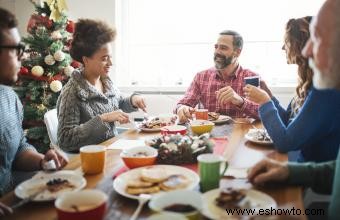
[107,139,146,150]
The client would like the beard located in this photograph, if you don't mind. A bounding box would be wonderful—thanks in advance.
[214,53,233,70]
[308,58,337,89]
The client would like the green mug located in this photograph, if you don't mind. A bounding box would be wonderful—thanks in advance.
[197,153,228,192]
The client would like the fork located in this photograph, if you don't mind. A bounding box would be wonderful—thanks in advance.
[130,194,151,220]
[10,189,42,209]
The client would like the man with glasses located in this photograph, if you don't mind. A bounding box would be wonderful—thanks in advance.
[0,8,68,216]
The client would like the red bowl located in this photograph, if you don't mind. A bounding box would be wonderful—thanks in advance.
[55,189,108,220]
[120,146,158,169]
[160,125,187,135]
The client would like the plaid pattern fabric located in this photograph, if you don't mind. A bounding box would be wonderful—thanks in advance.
[0,85,36,195]
[177,66,260,119]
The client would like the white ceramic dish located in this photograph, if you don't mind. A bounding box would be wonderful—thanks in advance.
[201,189,277,219]
[15,170,86,201]
[113,165,199,200]
[245,129,273,145]
[209,115,232,125]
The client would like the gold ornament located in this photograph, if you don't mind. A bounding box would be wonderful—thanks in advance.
[50,80,63,92]
[31,65,44,77]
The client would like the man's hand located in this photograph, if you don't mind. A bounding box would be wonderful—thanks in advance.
[43,149,68,170]
[100,110,130,124]
[247,159,289,185]
[243,85,271,105]
[216,86,244,107]
[177,105,195,123]
[131,95,147,112]
[0,202,12,217]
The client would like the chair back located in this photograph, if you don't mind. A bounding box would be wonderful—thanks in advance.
[44,109,58,147]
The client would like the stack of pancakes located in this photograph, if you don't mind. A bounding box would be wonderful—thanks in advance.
[126,166,191,195]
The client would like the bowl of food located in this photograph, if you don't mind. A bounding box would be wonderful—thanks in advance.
[55,189,108,220]
[160,125,187,136]
[190,120,215,135]
[120,146,158,169]
[149,189,203,220]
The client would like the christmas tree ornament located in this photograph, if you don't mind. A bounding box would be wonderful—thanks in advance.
[54,50,65,61]
[66,20,74,33]
[44,54,55,65]
[63,65,74,76]
[51,30,62,39]
[20,67,29,75]
[50,80,63,92]
[31,65,44,77]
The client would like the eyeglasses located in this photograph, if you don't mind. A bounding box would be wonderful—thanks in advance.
[0,42,26,57]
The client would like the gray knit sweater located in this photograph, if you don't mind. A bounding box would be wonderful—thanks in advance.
[56,70,137,152]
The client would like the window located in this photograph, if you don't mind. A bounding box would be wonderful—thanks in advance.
[114,0,323,88]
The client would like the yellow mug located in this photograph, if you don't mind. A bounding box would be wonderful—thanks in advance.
[80,145,106,175]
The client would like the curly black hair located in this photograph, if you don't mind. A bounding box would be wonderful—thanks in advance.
[70,19,116,63]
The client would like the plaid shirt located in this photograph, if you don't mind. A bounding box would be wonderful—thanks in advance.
[0,85,36,195]
[177,65,260,119]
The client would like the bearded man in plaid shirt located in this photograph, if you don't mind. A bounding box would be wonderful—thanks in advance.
[176,30,261,123]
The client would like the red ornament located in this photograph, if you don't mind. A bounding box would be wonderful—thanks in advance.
[66,20,75,33]
[19,67,29,75]
[71,60,82,68]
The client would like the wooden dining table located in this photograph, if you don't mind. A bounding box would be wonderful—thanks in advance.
[0,119,305,220]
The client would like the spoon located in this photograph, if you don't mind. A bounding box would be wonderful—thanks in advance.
[130,193,151,220]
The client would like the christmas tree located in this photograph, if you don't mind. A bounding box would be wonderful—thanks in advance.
[14,0,81,153]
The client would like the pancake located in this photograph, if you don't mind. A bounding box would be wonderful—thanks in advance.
[141,166,169,183]
[159,174,190,191]
[126,178,155,188]
[126,185,160,195]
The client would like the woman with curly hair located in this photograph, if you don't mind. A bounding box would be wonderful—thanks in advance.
[57,19,146,152]
[243,16,340,162]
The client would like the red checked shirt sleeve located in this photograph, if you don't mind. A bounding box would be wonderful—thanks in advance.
[237,98,260,119]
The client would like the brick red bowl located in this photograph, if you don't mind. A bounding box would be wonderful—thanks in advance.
[160,125,187,135]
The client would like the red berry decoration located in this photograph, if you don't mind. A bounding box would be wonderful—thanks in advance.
[66,20,75,33]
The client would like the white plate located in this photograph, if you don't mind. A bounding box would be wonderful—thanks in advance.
[202,189,277,219]
[209,115,232,125]
[113,165,199,200]
[140,127,161,133]
[15,170,86,201]
[245,129,273,145]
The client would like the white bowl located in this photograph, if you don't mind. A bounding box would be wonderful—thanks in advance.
[149,190,203,219]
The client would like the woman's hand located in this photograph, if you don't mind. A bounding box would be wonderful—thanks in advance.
[0,202,12,217]
[131,95,147,112]
[43,149,69,170]
[243,85,271,105]
[100,110,130,124]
